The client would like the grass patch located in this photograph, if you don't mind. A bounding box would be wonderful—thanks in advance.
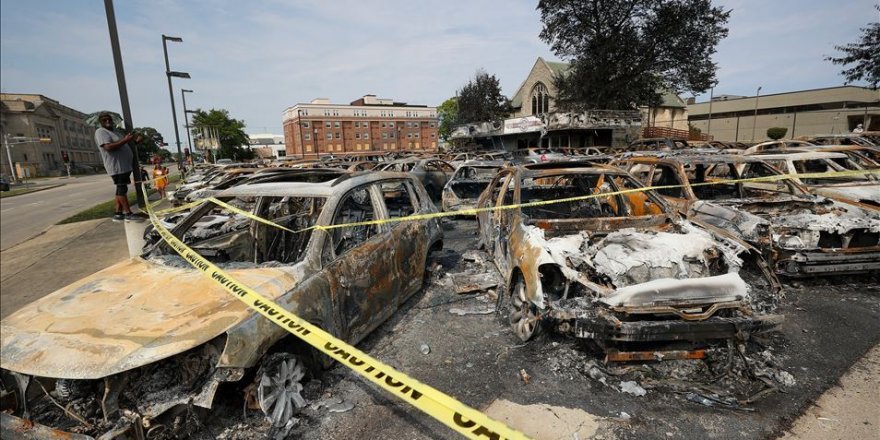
[56,175,182,224]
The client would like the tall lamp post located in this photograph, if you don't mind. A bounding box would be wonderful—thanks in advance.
[181,89,194,156]
[162,34,190,174]
[104,0,145,208]
[751,86,762,142]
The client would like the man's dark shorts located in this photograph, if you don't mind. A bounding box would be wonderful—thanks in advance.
[111,172,131,196]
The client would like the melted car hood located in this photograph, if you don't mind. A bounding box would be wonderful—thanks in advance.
[0,258,296,379]
[814,184,880,203]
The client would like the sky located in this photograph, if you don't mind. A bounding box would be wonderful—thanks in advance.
[1,0,876,149]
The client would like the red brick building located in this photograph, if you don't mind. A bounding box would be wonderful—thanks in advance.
[282,95,439,158]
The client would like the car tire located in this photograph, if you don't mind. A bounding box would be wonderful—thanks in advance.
[508,277,542,342]
[257,352,307,427]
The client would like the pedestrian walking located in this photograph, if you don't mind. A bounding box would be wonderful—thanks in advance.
[152,164,168,199]
[94,112,141,222]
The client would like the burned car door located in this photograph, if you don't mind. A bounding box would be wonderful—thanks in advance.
[649,164,690,212]
[320,184,400,343]
[377,180,428,297]
[478,171,513,253]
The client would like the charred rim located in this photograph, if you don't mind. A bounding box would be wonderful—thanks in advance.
[509,277,542,341]
[257,353,307,427]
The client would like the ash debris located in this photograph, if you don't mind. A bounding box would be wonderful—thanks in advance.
[543,337,795,408]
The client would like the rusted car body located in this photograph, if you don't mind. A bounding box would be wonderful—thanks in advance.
[375,158,455,201]
[1,172,442,439]
[744,151,880,206]
[475,164,782,359]
[616,153,880,277]
[441,160,505,213]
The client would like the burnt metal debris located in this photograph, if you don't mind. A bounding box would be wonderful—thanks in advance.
[2,141,878,438]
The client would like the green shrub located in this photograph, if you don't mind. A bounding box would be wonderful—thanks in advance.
[766,127,788,140]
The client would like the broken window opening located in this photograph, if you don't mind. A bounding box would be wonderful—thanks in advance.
[326,186,379,261]
[380,181,417,219]
[520,173,664,220]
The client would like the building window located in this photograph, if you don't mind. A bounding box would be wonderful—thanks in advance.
[304,133,311,140]
[334,122,340,128]
[356,133,361,139]
[335,132,341,139]
[326,133,333,139]
[429,122,435,127]
[363,132,369,139]
[381,122,386,128]
[407,133,412,139]
[382,133,388,139]
[355,122,360,128]
[431,133,436,138]
[278,151,286,157]
[531,82,550,115]
[389,122,395,128]
[325,121,331,128]
[302,121,310,128]
[390,132,395,138]
[414,133,419,138]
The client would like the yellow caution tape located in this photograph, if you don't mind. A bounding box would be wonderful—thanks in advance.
[141,185,532,440]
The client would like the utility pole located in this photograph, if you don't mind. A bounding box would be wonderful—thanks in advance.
[4,134,15,183]
[707,86,714,138]
[751,86,762,142]
[181,89,194,153]
[104,0,145,208]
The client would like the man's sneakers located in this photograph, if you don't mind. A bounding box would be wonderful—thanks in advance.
[124,212,146,222]
[113,212,146,222]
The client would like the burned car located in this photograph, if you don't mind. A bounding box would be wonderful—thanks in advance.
[441,160,505,213]
[744,151,880,206]
[0,172,442,439]
[475,164,782,360]
[617,153,880,277]
[375,158,455,202]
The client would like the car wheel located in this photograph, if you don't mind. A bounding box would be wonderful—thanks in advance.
[257,353,307,427]
[508,278,541,342]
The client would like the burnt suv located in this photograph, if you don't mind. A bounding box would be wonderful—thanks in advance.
[475,163,782,360]
[1,172,442,439]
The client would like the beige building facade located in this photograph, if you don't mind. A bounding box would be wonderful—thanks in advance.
[688,86,880,142]
[1,93,100,177]
[509,57,687,131]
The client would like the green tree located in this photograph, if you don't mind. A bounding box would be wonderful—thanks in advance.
[766,127,788,140]
[456,70,512,124]
[537,0,730,110]
[130,127,164,163]
[437,97,458,141]
[190,108,253,161]
[826,8,880,88]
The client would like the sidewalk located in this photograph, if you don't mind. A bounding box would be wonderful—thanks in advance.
[0,218,128,318]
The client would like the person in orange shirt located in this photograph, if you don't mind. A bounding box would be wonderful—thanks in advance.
[152,164,168,199]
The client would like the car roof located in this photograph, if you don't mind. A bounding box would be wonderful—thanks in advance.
[217,171,411,198]
[747,151,849,160]
[621,152,771,164]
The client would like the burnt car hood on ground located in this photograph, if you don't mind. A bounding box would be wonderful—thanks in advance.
[0,257,297,380]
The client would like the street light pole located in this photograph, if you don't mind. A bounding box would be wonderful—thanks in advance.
[707,86,714,138]
[104,0,145,208]
[751,86,762,142]
[181,89,194,154]
[162,34,187,175]
[3,134,16,183]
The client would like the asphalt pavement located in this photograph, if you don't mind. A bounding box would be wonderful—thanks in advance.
[0,166,179,250]
[0,174,114,250]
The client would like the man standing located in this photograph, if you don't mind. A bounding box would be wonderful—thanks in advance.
[95,113,139,222]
